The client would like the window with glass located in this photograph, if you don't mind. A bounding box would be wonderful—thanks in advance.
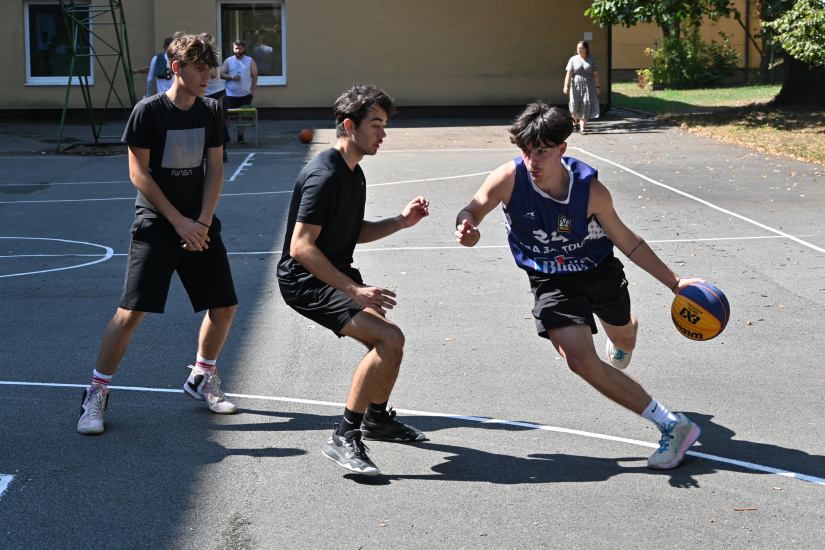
[25,2,92,85]
[219,2,286,85]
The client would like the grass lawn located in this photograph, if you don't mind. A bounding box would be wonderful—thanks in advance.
[611,83,825,164]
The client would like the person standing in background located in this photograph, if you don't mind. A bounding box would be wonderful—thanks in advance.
[563,40,600,135]
[201,33,228,162]
[132,37,174,98]
[221,40,258,144]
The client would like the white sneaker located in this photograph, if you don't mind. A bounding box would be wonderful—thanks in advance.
[648,413,702,469]
[183,366,238,414]
[78,384,108,435]
[605,339,632,370]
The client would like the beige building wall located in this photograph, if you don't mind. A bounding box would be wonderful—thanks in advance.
[8,0,607,112]
[613,0,761,70]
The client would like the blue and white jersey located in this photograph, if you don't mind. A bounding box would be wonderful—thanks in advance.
[502,156,614,275]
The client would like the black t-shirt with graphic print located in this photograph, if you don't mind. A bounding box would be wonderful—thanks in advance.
[122,93,228,219]
[277,148,367,293]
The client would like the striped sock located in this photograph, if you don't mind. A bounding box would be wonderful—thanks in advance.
[194,355,216,375]
[92,369,113,391]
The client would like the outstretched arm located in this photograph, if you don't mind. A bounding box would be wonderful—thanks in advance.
[291,222,398,314]
[589,178,700,293]
[455,162,516,247]
[358,196,429,244]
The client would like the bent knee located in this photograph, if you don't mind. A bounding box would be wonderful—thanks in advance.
[565,354,601,378]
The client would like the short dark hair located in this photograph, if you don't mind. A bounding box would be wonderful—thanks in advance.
[578,40,590,55]
[508,102,574,150]
[162,37,174,51]
[333,85,397,137]
[233,40,245,48]
[167,32,220,69]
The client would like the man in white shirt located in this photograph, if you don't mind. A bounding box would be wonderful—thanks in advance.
[220,40,258,144]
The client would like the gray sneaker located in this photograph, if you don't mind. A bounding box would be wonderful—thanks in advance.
[183,366,238,414]
[322,424,380,476]
[78,384,108,435]
[648,413,702,469]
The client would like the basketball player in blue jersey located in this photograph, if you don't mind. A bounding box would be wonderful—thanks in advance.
[455,101,703,469]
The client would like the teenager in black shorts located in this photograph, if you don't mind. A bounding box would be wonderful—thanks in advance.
[78,33,238,435]
[278,85,430,476]
[455,102,705,470]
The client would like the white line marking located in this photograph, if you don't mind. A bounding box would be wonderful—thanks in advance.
[1,235,807,265]
[0,180,131,187]
[229,153,256,182]
[0,237,113,278]
[1,380,821,486]
[0,474,13,505]
[369,171,492,187]
[571,147,825,255]
[0,475,13,500]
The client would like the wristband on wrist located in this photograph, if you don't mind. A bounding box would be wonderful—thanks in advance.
[671,278,681,292]
[195,220,210,229]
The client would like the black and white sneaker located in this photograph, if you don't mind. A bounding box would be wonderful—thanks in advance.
[183,366,238,414]
[322,424,380,476]
[361,407,427,442]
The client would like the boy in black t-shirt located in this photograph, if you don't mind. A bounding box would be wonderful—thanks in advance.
[278,85,430,476]
[78,33,237,435]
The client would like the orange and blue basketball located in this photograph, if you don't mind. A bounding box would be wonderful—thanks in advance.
[671,282,730,341]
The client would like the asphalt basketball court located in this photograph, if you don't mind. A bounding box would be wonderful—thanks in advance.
[1,109,824,549]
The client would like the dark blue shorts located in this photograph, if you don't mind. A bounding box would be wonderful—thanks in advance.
[528,254,632,338]
[118,216,237,313]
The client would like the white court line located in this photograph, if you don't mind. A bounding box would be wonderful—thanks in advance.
[229,153,256,182]
[571,146,825,255]
[1,380,822,487]
[0,180,131,187]
[0,235,807,267]
[0,237,113,278]
[0,475,13,500]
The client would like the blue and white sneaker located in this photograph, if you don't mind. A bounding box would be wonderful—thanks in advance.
[605,339,632,370]
[648,413,702,469]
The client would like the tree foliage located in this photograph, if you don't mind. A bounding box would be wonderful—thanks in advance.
[763,0,825,66]
[585,0,737,37]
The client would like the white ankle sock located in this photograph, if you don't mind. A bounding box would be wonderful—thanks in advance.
[92,369,112,390]
[642,399,679,428]
[194,355,216,375]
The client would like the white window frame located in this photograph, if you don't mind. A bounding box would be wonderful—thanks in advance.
[218,1,287,86]
[24,1,94,86]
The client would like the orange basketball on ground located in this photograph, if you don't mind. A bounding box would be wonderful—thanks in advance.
[299,129,313,143]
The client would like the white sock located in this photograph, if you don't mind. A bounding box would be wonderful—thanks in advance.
[642,399,679,429]
[194,355,216,375]
[92,369,113,390]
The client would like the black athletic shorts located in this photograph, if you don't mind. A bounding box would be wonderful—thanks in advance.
[226,94,253,110]
[118,215,237,313]
[279,266,365,338]
[529,254,631,338]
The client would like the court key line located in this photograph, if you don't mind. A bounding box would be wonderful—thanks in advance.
[0,380,822,487]
[571,146,825,256]
[0,237,113,278]
[0,234,811,279]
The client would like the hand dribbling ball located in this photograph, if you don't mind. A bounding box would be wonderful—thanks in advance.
[671,282,730,341]
[299,129,313,143]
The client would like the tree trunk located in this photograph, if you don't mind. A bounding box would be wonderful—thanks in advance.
[773,54,825,106]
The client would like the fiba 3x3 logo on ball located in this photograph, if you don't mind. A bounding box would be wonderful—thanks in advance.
[671,282,730,341]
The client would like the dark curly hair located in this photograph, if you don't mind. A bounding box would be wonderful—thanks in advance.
[333,85,397,137]
[508,101,574,151]
[166,32,220,69]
